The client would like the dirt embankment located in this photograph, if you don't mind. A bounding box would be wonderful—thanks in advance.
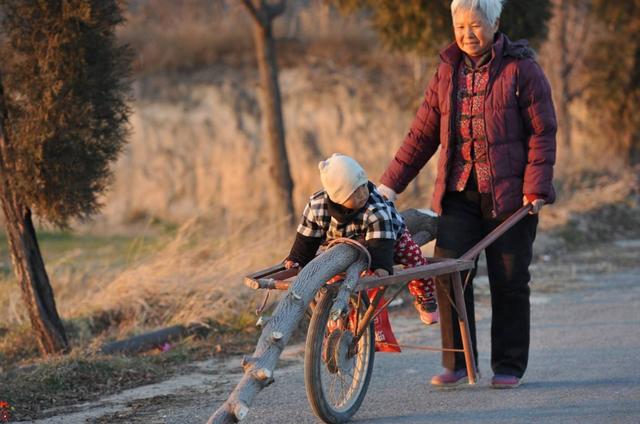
[100,65,434,227]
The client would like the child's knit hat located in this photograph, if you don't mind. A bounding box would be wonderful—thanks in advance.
[318,153,368,204]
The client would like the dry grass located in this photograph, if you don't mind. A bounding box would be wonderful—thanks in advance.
[0,213,293,360]
[118,0,379,75]
[77,214,293,338]
[0,213,295,419]
[540,166,640,247]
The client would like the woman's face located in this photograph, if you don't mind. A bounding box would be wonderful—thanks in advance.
[453,8,498,58]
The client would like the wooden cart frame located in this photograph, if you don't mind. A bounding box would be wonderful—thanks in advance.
[246,248,480,379]
[244,205,532,386]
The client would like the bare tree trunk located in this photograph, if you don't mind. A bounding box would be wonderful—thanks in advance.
[0,77,68,355]
[0,199,69,355]
[550,0,593,165]
[208,244,368,423]
[243,0,295,225]
[557,0,573,156]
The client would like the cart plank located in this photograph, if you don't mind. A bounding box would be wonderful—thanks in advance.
[355,259,474,290]
[243,258,474,291]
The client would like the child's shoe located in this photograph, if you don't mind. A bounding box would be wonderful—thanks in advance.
[408,279,438,325]
[413,296,438,325]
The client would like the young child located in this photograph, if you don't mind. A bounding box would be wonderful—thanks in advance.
[284,153,438,325]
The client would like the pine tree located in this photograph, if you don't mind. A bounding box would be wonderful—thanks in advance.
[0,0,131,354]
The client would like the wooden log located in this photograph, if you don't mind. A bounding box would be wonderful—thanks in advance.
[400,208,438,246]
[329,257,364,321]
[100,325,187,355]
[208,243,368,423]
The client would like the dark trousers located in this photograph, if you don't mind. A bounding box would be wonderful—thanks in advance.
[434,191,537,378]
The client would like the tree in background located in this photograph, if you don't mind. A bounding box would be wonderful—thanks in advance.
[544,0,593,157]
[331,0,552,56]
[583,0,640,165]
[0,0,131,354]
[240,0,295,225]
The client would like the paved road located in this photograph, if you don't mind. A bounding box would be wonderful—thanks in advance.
[39,245,638,424]
[158,265,640,424]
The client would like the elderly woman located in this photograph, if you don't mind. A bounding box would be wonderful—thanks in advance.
[377,0,556,389]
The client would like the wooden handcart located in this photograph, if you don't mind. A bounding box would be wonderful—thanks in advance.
[237,205,532,424]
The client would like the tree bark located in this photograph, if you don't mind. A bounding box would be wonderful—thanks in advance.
[208,244,368,423]
[0,77,68,355]
[557,0,573,156]
[553,0,593,163]
[244,0,295,225]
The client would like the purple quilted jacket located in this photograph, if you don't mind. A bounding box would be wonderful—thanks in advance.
[381,33,557,217]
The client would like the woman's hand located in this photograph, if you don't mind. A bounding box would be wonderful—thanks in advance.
[377,184,398,202]
[283,259,299,269]
[373,268,390,277]
[523,195,545,214]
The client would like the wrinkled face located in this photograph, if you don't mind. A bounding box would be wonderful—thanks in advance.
[341,184,369,210]
[453,8,498,58]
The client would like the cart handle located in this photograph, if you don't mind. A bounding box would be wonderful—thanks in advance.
[460,204,533,261]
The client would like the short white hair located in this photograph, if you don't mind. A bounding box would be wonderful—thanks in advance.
[451,0,504,26]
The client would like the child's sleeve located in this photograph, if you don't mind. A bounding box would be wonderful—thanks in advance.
[287,201,324,266]
[287,233,323,267]
[297,201,324,238]
[365,208,398,274]
[366,239,395,275]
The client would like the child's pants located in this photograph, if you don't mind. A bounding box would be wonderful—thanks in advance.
[393,229,436,301]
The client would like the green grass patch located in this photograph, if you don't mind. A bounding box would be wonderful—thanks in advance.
[0,229,169,273]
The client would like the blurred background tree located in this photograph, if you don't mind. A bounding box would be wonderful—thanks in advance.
[241,0,295,225]
[330,0,552,56]
[583,0,640,165]
[0,0,131,355]
[544,0,593,157]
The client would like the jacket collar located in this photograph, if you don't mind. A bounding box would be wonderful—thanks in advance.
[463,50,492,69]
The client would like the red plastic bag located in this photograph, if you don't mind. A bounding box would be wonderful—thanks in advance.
[368,288,401,353]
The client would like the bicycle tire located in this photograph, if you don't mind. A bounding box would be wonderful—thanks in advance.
[304,289,375,423]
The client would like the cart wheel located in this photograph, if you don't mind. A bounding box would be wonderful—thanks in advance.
[304,290,375,423]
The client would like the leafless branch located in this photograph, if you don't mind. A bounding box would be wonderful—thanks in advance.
[240,0,265,27]
[565,1,593,77]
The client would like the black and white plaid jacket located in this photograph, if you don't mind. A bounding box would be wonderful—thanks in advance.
[297,182,405,241]
[288,182,405,273]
